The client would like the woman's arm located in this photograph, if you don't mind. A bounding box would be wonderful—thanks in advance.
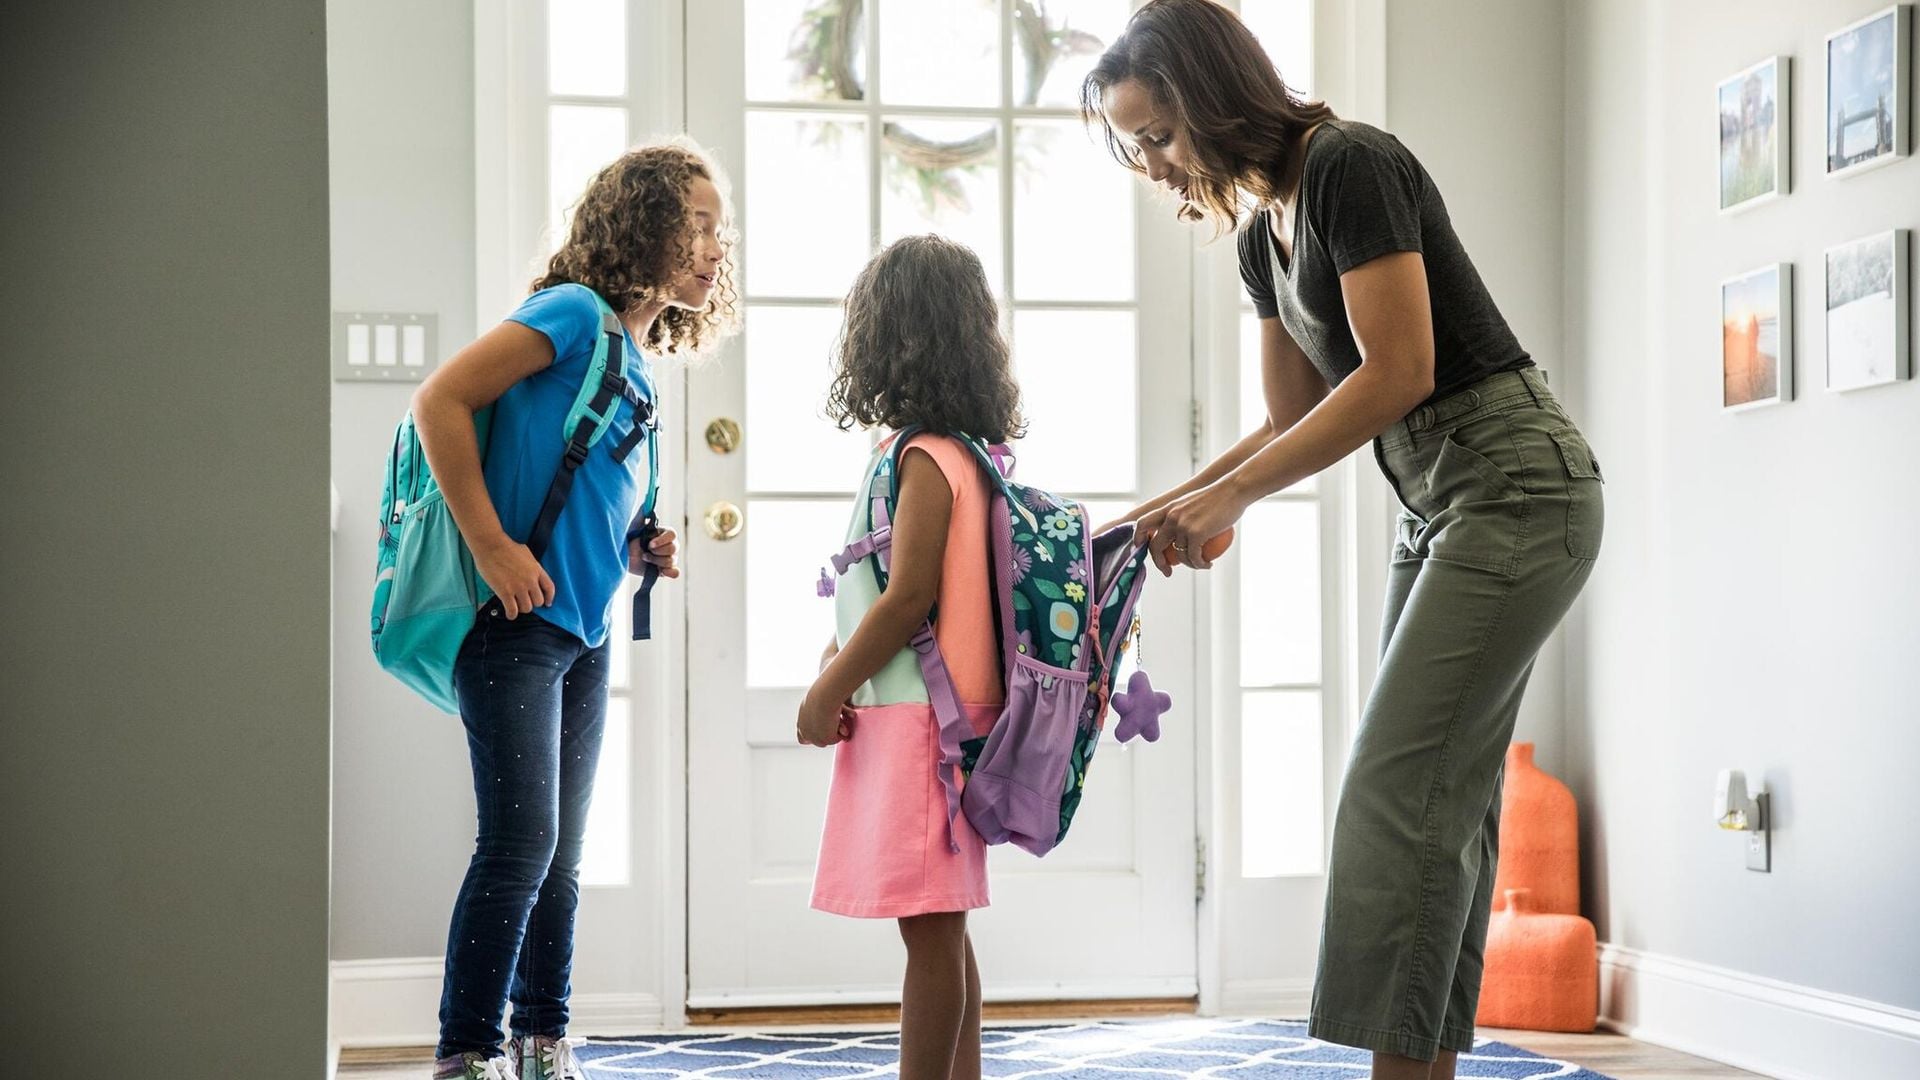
[1137,251,1435,572]
[1103,318,1328,530]
[796,448,952,746]
[411,320,559,618]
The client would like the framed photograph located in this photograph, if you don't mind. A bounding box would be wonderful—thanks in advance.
[1719,56,1790,211]
[1826,4,1912,177]
[1825,229,1911,390]
[1722,264,1794,411]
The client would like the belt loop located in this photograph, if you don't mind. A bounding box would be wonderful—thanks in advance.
[1522,368,1544,407]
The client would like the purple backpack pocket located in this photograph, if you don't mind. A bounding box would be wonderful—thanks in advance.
[962,655,1090,856]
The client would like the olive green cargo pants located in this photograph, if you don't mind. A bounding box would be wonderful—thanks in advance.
[1309,368,1603,1061]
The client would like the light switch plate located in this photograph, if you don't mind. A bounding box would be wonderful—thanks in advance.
[334,312,438,382]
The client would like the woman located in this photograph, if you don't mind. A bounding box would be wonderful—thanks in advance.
[1082,3,1603,1078]
[412,139,737,1080]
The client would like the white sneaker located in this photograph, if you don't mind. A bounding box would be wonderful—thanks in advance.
[433,1050,519,1080]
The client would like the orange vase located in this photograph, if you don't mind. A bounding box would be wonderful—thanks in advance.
[1475,888,1597,1032]
[1492,742,1579,914]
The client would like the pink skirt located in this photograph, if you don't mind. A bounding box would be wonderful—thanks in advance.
[811,702,999,918]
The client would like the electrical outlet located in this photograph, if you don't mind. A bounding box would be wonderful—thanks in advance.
[334,312,438,382]
[1746,792,1771,872]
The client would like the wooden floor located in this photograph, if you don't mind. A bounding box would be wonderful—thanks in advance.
[337,1016,1764,1079]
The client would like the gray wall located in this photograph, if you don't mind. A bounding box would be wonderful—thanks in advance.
[0,1,333,1072]
[1564,0,1920,1009]
[1385,0,1572,775]
[328,0,481,959]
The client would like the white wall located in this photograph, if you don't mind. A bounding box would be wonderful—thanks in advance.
[1384,0,1572,775]
[1564,0,1920,1029]
[328,0,481,960]
[0,1,332,1072]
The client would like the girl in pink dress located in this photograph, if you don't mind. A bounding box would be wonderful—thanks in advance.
[797,235,1024,1080]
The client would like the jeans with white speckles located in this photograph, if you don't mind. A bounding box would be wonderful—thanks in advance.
[437,598,609,1058]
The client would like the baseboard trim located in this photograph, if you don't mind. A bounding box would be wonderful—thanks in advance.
[330,958,665,1049]
[1215,978,1313,1019]
[1597,942,1920,1079]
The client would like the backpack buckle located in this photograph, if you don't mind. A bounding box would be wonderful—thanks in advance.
[909,624,937,655]
[563,437,591,467]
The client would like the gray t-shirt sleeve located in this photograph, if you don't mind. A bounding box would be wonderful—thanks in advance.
[1309,129,1425,274]
[1236,214,1279,319]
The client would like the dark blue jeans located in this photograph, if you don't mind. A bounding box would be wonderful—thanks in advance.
[437,600,608,1058]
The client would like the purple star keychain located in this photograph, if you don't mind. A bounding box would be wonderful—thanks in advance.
[1112,669,1171,743]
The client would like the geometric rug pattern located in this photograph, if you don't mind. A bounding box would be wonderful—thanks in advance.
[577,1018,1615,1078]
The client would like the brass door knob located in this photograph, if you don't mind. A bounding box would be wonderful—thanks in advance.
[704,501,744,540]
[704,417,742,454]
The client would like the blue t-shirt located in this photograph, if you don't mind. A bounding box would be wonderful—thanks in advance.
[488,283,656,646]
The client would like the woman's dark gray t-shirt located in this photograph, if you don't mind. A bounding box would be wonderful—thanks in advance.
[1237,119,1531,406]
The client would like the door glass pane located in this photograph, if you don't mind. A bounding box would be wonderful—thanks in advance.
[877,0,999,106]
[745,112,871,297]
[881,118,1003,295]
[1014,120,1133,301]
[1012,309,1137,493]
[1014,0,1129,107]
[1239,311,1315,493]
[549,105,629,244]
[745,306,873,493]
[1238,0,1314,97]
[746,0,866,103]
[1241,689,1323,876]
[609,578,631,690]
[1239,500,1321,686]
[579,695,631,886]
[747,499,851,687]
[548,0,625,97]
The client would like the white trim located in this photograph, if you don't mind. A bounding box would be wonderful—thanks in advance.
[1597,943,1920,1080]
[329,958,667,1048]
[1214,978,1315,1019]
[686,979,1201,1011]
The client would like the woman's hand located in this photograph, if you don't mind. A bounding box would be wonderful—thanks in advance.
[796,686,853,747]
[629,528,681,579]
[1135,477,1254,575]
[474,535,555,618]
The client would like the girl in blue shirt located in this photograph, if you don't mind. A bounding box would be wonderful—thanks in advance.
[411,139,738,1080]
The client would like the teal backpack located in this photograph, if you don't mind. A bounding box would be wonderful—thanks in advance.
[370,285,660,713]
[821,429,1166,856]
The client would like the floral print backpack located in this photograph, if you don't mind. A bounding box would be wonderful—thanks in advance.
[819,426,1170,856]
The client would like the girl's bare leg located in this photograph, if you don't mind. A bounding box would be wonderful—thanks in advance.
[897,912,968,1080]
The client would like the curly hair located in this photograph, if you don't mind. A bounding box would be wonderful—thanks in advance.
[1081,0,1334,237]
[531,137,741,355]
[825,235,1025,444]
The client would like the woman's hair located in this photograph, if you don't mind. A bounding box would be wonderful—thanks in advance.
[825,235,1025,444]
[531,137,740,355]
[1080,0,1334,234]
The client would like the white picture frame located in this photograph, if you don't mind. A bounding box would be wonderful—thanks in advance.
[1718,55,1791,212]
[1722,263,1794,411]
[1825,4,1912,178]
[1825,229,1911,391]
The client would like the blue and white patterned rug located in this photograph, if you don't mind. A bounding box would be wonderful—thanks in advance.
[577,1018,1614,1078]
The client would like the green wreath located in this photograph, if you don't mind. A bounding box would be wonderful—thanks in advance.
[786,0,1106,213]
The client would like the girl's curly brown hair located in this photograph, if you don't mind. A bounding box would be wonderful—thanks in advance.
[531,137,741,355]
[1081,0,1334,238]
[825,235,1025,444]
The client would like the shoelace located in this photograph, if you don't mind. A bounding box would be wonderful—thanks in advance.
[541,1036,586,1079]
[469,1057,516,1080]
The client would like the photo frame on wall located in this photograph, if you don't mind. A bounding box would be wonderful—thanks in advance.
[1825,229,1911,390]
[1722,263,1794,411]
[1719,56,1791,211]
[1826,4,1912,177]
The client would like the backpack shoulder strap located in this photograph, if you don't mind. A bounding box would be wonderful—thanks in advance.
[525,286,629,561]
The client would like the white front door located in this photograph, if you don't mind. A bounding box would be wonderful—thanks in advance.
[681,0,1200,1007]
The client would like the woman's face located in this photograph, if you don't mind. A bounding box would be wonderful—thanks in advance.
[1101,77,1191,203]
[666,175,725,310]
